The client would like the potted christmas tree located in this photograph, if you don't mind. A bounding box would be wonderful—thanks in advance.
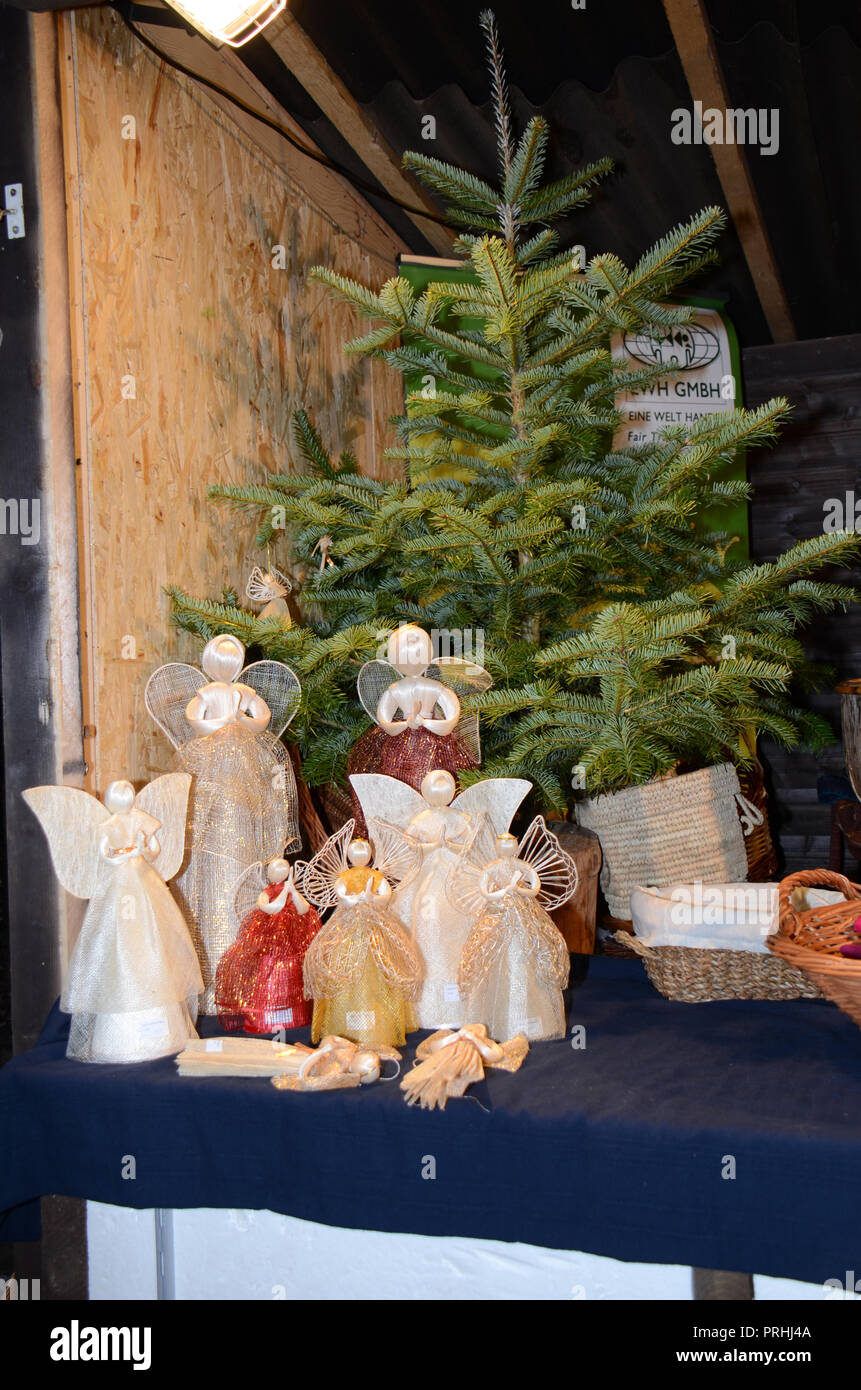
[170,11,858,907]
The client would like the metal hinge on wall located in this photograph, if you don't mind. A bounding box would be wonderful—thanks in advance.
[2,185,25,239]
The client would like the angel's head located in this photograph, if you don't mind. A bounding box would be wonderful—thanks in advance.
[420,769,456,807]
[201,633,245,683]
[495,833,519,859]
[104,780,136,814]
[266,857,292,884]
[388,623,432,677]
[346,839,372,867]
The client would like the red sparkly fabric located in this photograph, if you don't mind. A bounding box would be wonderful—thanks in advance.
[215,883,322,1034]
[346,725,480,836]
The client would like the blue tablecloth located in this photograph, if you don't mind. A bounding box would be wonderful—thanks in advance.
[2,957,860,1283]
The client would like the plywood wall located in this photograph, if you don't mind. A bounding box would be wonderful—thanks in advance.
[60,7,405,791]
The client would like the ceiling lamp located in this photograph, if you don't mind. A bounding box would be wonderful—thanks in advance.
[163,0,286,47]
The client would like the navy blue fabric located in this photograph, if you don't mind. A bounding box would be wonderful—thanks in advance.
[2,957,860,1282]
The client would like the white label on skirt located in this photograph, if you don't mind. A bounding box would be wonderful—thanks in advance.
[443,983,461,1002]
[139,1017,169,1039]
[346,1010,375,1030]
[266,1007,293,1027]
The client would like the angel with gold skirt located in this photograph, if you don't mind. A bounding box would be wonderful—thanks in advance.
[145,633,301,1013]
[299,821,422,1049]
[22,776,203,1063]
[216,858,321,1034]
[346,623,492,834]
[448,818,577,1042]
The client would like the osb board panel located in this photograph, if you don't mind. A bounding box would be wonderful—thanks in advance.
[66,9,405,790]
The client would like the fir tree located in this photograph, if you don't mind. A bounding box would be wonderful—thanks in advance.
[171,10,858,812]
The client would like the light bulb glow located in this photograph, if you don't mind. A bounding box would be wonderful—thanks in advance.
[164,0,286,47]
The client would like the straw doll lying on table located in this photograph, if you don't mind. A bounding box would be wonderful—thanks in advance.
[448,817,578,1042]
[299,821,423,1049]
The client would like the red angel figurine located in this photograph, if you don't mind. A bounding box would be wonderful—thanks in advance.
[215,858,321,1033]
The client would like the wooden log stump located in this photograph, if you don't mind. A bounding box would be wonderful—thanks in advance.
[548,821,602,954]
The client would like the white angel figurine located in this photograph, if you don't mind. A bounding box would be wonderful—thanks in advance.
[145,632,301,1013]
[300,821,423,1048]
[449,818,578,1042]
[245,565,292,622]
[346,623,493,834]
[351,769,531,1029]
[22,776,203,1063]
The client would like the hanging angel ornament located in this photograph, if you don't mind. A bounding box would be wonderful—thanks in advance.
[245,565,292,622]
[346,623,493,835]
[300,821,423,1049]
[22,776,203,1063]
[351,769,531,1029]
[215,857,321,1034]
[449,817,577,1042]
[145,633,302,1013]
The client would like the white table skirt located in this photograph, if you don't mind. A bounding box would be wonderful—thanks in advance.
[85,1202,844,1301]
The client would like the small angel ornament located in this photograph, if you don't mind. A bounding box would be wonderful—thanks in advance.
[346,623,493,834]
[300,823,422,1049]
[145,633,301,1013]
[23,776,203,1063]
[450,818,577,1042]
[215,858,321,1033]
[245,565,292,622]
[351,769,531,1029]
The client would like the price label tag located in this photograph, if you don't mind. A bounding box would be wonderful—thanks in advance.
[205,1038,223,1053]
[443,983,461,1003]
[139,1017,169,1039]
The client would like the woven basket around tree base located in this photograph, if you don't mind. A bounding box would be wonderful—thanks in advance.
[767,869,861,1026]
[576,763,750,919]
[613,932,821,1002]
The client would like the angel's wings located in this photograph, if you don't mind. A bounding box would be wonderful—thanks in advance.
[240,661,301,738]
[451,778,532,837]
[445,814,500,918]
[246,565,292,602]
[135,773,191,883]
[349,774,426,833]
[232,860,269,925]
[517,816,579,912]
[300,820,354,909]
[367,819,422,890]
[356,659,400,722]
[22,786,109,899]
[145,663,207,750]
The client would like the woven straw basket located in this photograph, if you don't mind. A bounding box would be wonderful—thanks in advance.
[612,931,820,1002]
[577,763,750,919]
[767,869,861,1025]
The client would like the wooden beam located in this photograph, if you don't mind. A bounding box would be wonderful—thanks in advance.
[131,9,407,265]
[662,0,795,343]
[264,9,455,257]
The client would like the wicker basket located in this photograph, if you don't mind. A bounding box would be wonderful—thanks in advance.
[613,931,820,1002]
[767,869,861,1026]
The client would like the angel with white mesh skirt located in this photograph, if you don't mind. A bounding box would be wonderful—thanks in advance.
[145,633,302,1014]
[448,819,578,1043]
[22,776,202,1063]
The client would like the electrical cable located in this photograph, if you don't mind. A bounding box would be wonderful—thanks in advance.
[112,4,452,233]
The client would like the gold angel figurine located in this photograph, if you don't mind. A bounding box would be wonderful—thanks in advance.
[448,817,578,1042]
[145,633,301,1013]
[22,776,203,1063]
[299,821,422,1049]
[346,623,493,834]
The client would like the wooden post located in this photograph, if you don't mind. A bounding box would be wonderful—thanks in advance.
[549,821,602,954]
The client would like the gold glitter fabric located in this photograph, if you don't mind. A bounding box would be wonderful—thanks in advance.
[175,722,299,1014]
[303,898,421,1048]
[458,891,570,1042]
[346,725,478,837]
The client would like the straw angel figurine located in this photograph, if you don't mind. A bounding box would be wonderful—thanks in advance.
[216,857,321,1033]
[351,769,531,1029]
[22,776,203,1063]
[345,623,493,833]
[448,818,577,1042]
[245,564,292,622]
[145,633,301,1013]
[300,821,422,1048]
